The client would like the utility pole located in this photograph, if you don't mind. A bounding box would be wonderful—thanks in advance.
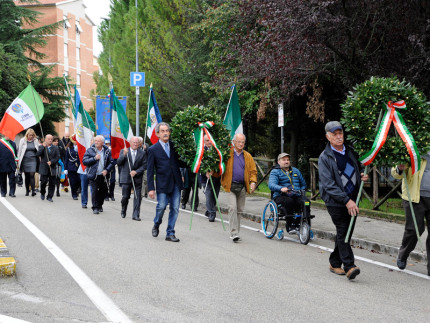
[135,0,139,136]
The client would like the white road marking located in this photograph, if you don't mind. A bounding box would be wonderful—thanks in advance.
[0,197,132,323]
[0,314,32,323]
[142,197,430,280]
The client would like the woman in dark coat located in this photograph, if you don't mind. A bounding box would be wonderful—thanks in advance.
[64,140,80,200]
[17,128,40,196]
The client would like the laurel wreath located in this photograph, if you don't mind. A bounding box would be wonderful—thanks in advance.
[341,76,430,167]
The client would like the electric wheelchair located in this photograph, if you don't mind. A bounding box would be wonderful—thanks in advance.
[261,190,314,244]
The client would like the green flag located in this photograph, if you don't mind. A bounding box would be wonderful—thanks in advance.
[223,84,243,140]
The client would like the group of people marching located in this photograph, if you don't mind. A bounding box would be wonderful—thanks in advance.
[1,120,429,279]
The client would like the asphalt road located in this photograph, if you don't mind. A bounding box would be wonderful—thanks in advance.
[0,189,429,322]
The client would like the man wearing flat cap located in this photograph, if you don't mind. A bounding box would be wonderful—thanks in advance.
[318,121,368,280]
[268,152,307,233]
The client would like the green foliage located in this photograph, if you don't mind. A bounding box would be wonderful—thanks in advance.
[341,76,430,167]
[170,105,231,173]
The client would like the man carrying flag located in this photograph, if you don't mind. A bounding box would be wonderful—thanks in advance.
[223,84,243,140]
[111,88,133,158]
[146,85,162,144]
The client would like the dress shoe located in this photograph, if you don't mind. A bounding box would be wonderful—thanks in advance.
[32,191,36,196]
[152,226,159,237]
[47,198,53,202]
[104,197,109,201]
[230,235,240,242]
[346,267,360,280]
[181,203,186,209]
[9,194,16,197]
[25,191,29,196]
[329,265,345,275]
[209,215,215,222]
[93,209,99,214]
[99,207,103,212]
[73,197,78,200]
[56,192,60,197]
[111,197,115,201]
[132,217,141,221]
[121,211,126,218]
[82,205,87,209]
[165,235,180,242]
[397,258,407,270]
[1,194,6,197]
[40,195,45,200]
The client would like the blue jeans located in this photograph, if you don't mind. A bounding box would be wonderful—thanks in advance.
[80,174,89,206]
[154,185,181,236]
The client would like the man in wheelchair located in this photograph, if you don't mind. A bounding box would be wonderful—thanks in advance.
[268,153,308,233]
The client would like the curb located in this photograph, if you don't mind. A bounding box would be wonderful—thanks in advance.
[0,237,16,276]
[198,201,427,264]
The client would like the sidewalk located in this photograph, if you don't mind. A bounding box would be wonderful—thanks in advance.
[191,191,428,263]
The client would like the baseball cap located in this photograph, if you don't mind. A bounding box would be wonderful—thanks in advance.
[277,152,290,160]
[325,121,343,133]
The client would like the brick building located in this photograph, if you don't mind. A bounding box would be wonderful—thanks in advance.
[15,0,99,138]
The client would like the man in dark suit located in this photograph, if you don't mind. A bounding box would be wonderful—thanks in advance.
[117,136,146,221]
[147,122,184,242]
[0,135,18,197]
[36,134,60,202]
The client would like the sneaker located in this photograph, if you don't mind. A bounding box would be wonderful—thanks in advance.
[397,258,407,270]
[329,265,345,275]
[230,235,240,242]
[346,267,360,280]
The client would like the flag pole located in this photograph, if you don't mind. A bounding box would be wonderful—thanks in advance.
[143,85,152,146]
[28,78,51,176]
[224,84,235,121]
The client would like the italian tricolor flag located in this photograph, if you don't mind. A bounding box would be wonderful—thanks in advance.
[73,86,96,171]
[223,84,243,140]
[146,85,162,144]
[110,88,132,159]
[0,84,44,140]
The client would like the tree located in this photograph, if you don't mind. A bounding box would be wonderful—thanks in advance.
[0,0,68,136]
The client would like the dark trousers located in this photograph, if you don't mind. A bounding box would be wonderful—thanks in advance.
[89,175,108,210]
[182,176,199,209]
[399,197,430,273]
[121,182,142,219]
[109,171,115,198]
[204,178,220,218]
[326,205,356,272]
[0,171,16,196]
[68,171,80,198]
[24,172,36,193]
[274,194,302,215]
[40,174,56,199]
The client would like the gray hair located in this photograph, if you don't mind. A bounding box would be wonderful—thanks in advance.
[138,136,143,143]
[155,122,171,133]
[95,135,105,143]
[233,133,246,141]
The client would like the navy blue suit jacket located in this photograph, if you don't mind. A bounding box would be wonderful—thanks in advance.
[0,140,17,173]
[147,140,184,193]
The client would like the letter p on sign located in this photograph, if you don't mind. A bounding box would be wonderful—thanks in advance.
[130,72,145,87]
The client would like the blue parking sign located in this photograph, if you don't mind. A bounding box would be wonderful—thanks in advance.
[130,72,145,87]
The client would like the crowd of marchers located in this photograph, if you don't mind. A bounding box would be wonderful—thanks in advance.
[0,120,428,279]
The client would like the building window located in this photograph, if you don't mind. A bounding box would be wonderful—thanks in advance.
[63,16,71,29]
[64,43,68,57]
[76,21,83,34]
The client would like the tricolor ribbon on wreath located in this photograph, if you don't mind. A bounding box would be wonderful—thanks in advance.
[359,100,421,174]
[192,121,226,174]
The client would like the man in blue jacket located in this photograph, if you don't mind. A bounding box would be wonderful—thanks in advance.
[268,152,307,233]
[83,135,114,214]
[318,121,368,280]
[147,122,185,242]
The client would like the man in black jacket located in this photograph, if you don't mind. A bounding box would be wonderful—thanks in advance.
[36,134,60,202]
[0,135,18,197]
[82,135,114,214]
[117,136,146,221]
[318,121,368,280]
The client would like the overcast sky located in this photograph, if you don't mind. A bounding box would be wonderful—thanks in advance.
[84,0,111,56]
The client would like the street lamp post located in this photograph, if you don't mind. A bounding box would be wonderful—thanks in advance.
[135,0,139,136]
[101,17,112,90]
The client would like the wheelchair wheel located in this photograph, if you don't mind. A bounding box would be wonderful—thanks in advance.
[261,201,279,239]
[298,222,311,245]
